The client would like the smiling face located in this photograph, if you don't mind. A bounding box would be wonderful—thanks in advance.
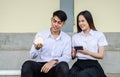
[76,10,96,33]
[51,16,65,33]
[78,15,90,32]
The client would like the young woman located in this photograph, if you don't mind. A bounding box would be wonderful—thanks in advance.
[69,10,108,77]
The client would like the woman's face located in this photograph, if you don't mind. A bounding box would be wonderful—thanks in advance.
[78,15,90,31]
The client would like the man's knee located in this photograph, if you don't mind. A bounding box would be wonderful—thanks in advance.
[21,60,33,73]
[57,61,69,72]
[55,62,69,77]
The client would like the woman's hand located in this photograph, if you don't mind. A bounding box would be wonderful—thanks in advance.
[77,49,89,55]
[71,48,77,59]
[77,46,105,59]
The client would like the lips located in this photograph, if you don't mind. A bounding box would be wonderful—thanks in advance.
[52,26,59,31]
[80,25,84,28]
[80,25,85,30]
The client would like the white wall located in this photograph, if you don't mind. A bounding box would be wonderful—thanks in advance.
[0,0,59,33]
[1,0,120,33]
[74,0,120,32]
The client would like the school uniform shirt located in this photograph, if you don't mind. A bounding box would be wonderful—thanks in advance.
[30,29,71,63]
[72,29,108,60]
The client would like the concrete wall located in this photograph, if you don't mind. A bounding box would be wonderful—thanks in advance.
[0,33,35,50]
[0,32,120,51]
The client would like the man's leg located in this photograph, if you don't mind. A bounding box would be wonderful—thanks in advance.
[37,61,69,77]
[55,62,69,77]
[21,60,44,77]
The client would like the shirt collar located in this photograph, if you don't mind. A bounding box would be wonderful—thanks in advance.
[47,29,62,40]
[80,29,94,36]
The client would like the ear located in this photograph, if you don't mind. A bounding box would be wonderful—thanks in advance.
[62,21,66,27]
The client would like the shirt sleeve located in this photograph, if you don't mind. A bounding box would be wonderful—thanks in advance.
[98,32,108,46]
[29,33,42,59]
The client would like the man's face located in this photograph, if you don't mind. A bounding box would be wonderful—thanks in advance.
[51,16,65,32]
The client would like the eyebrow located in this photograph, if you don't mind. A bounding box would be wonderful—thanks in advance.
[52,18,62,22]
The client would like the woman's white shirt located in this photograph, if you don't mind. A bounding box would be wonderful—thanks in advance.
[72,29,108,60]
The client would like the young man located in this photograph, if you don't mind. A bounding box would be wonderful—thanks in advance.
[21,10,71,77]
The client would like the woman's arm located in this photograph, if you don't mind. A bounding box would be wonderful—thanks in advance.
[78,46,105,59]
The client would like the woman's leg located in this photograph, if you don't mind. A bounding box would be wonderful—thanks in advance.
[69,63,80,77]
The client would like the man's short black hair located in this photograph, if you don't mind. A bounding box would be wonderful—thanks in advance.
[53,10,67,22]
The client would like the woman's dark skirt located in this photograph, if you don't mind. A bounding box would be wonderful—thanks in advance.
[69,59,106,77]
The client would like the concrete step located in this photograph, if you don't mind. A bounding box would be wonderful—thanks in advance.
[0,51,120,73]
[0,73,120,77]
[107,73,120,77]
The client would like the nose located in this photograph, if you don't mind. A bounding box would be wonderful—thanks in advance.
[54,22,58,26]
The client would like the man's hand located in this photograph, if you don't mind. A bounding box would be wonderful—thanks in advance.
[34,43,43,50]
[40,60,58,73]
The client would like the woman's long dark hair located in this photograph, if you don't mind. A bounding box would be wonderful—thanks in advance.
[77,10,97,33]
